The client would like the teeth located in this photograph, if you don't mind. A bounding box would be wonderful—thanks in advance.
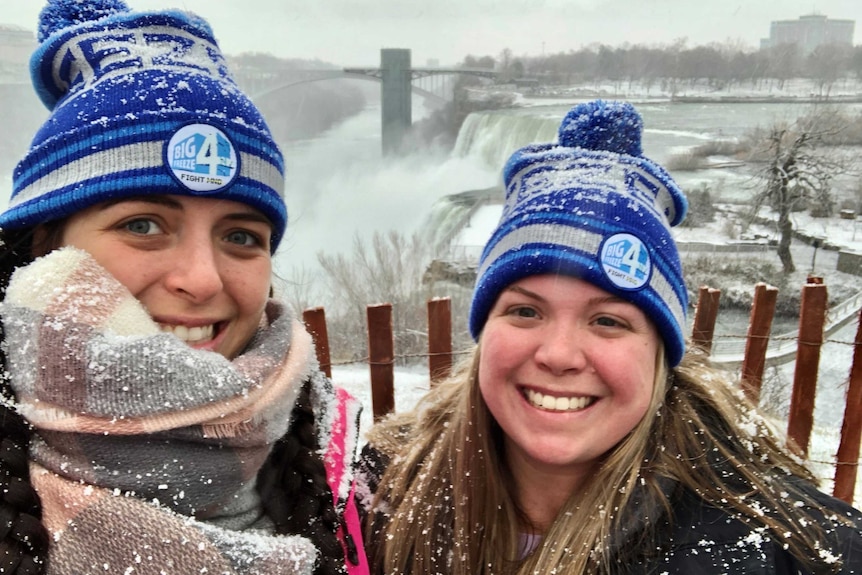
[160,324,214,343]
[526,389,593,412]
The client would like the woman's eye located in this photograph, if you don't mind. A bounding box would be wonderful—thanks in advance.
[595,316,624,328]
[511,306,539,319]
[225,230,260,247]
[123,218,161,235]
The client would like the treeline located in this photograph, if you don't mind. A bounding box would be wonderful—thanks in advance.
[463,41,862,94]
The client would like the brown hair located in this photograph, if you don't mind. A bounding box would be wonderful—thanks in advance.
[365,344,843,575]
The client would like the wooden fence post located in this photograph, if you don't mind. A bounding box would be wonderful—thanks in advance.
[427,298,452,385]
[833,307,862,504]
[691,286,721,352]
[787,278,827,457]
[741,283,778,403]
[302,307,332,379]
[367,303,395,421]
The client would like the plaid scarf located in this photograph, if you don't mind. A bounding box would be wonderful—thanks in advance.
[1,247,318,574]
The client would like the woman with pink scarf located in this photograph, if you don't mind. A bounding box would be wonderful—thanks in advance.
[0,1,368,574]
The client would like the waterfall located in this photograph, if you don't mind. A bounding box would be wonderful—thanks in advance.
[418,108,566,257]
[419,187,499,255]
[452,109,561,171]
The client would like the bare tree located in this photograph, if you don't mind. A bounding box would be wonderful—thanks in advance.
[748,109,846,273]
[315,230,472,364]
[275,264,325,320]
[806,44,851,98]
[497,48,515,82]
[765,43,800,90]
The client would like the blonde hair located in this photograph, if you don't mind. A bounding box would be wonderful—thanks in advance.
[365,345,844,574]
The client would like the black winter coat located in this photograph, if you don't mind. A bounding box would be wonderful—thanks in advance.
[640,484,862,574]
[357,444,862,575]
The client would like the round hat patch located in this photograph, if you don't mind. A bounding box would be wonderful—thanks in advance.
[600,233,652,290]
[166,123,239,193]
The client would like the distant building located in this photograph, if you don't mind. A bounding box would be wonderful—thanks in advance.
[760,14,855,55]
[0,24,35,66]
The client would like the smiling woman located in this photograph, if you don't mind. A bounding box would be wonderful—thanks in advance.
[357,100,862,575]
[0,1,367,575]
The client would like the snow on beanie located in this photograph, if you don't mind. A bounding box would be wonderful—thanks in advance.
[2,0,287,251]
[469,99,690,366]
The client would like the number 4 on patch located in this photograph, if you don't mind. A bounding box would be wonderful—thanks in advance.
[196,132,235,177]
[621,242,649,280]
[196,132,221,176]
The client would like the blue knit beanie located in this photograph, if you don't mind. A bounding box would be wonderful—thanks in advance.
[1,0,287,251]
[469,100,689,366]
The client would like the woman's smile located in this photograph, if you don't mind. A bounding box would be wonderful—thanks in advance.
[522,387,596,412]
[158,323,217,345]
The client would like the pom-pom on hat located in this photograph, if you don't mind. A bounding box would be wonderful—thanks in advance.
[469,100,689,366]
[2,0,287,251]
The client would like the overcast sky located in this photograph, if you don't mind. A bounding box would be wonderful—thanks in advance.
[3,1,861,67]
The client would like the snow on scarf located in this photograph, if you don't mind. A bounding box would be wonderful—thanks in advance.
[0,247,318,574]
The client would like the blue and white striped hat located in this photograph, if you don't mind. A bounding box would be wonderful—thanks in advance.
[469,100,689,366]
[2,0,287,251]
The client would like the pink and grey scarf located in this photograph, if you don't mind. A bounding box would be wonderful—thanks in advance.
[1,247,319,574]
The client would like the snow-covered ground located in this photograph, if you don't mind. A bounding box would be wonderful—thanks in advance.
[503,77,862,107]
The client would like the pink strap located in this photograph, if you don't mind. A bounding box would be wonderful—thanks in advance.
[338,478,369,575]
[325,388,369,575]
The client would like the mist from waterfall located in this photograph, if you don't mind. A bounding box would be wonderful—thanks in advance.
[272,102,501,301]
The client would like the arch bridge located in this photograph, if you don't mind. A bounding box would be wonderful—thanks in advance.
[237,49,498,154]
